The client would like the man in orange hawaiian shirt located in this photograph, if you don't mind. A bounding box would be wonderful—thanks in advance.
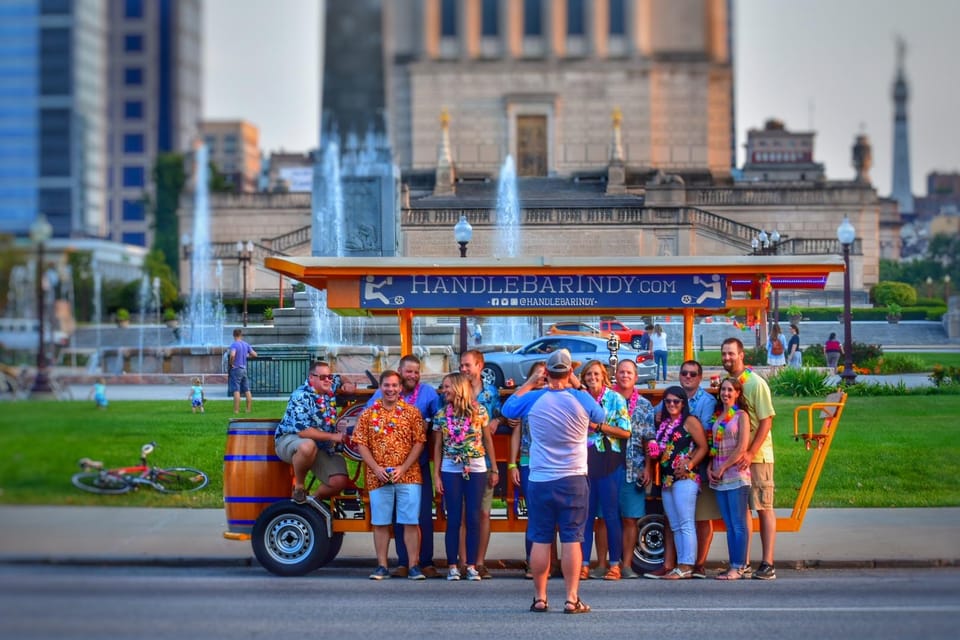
[352,370,427,580]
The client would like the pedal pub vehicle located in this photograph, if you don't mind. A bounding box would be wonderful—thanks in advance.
[224,255,849,576]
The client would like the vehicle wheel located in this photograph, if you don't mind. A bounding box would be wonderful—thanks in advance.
[322,532,345,566]
[630,513,667,574]
[252,501,331,576]
[153,467,209,493]
[481,364,504,388]
[631,337,643,350]
[71,471,132,494]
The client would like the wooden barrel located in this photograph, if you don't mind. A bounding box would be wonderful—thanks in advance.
[223,419,292,536]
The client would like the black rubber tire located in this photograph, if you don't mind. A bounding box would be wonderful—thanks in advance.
[481,364,504,388]
[71,471,132,495]
[321,532,345,567]
[631,337,643,350]
[630,513,667,574]
[152,467,209,493]
[252,501,331,576]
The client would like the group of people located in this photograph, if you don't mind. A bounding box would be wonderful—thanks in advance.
[766,323,802,371]
[271,338,779,612]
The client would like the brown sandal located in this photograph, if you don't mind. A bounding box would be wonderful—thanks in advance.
[563,599,591,614]
[530,598,549,612]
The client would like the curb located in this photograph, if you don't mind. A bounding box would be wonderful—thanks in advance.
[2,556,956,570]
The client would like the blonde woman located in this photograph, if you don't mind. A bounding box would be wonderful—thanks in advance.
[433,372,493,581]
[579,360,630,581]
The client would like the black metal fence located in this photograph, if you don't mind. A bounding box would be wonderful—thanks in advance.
[246,354,313,396]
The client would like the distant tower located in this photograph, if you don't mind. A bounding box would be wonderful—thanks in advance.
[891,37,914,214]
[852,133,872,184]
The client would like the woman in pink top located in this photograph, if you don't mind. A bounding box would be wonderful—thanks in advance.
[707,377,752,580]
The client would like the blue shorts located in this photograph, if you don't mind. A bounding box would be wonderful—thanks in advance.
[527,476,589,544]
[370,483,420,526]
[228,367,249,394]
[619,480,647,519]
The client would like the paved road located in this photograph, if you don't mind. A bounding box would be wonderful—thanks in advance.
[1,564,958,639]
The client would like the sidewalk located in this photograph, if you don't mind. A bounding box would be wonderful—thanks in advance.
[1,505,957,569]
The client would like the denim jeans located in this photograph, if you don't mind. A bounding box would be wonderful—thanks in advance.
[654,350,668,381]
[661,478,699,565]
[716,485,751,568]
[518,464,532,561]
[441,470,487,566]
[582,465,624,565]
[395,459,434,567]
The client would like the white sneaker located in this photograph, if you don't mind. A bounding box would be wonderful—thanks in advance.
[446,566,461,581]
[466,567,482,581]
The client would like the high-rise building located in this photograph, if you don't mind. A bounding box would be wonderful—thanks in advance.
[106,0,202,247]
[890,36,913,216]
[741,119,825,182]
[0,0,108,239]
[199,120,260,193]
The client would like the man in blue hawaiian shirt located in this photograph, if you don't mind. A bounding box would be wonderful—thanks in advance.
[274,361,350,504]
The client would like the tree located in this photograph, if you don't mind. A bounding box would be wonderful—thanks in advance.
[208,161,235,193]
[143,249,180,310]
[151,153,186,281]
[927,233,959,271]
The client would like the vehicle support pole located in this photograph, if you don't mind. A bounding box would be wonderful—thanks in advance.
[398,308,414,356]
[683,308,695,362]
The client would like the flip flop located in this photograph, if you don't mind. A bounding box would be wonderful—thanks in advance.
[563,599,591,614]
[529,598,549,613]
[716,568,744,581]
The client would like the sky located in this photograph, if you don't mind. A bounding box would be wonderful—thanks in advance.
[204,0,959,198]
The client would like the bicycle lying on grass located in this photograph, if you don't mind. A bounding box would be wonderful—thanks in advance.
[71,442,209,494]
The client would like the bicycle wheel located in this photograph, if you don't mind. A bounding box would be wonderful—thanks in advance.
[71,471,133,495]
[152,467,209,493]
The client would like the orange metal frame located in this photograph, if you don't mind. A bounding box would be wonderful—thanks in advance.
[261,255,850,536]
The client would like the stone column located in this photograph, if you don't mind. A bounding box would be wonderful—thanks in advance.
[461,0,481,59]
[422,0,440,59]
[588,0,609,58]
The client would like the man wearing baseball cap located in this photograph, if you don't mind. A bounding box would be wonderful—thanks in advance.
[501,349,605,615]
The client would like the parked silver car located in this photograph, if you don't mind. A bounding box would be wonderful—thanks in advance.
[481,336,656,388]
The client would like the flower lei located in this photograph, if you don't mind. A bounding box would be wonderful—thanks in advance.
[708,405,738,457]
[445,404,475,479]
[315,393,338,431]
[369,399,407,436]
[402,384,420,406]
[737,367,753,386]
[590,386,608,405]
[626,389,639,416]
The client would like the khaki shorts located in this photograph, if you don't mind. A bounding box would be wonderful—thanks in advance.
[695,483,722,520]
[275,434,348,485]
[482,483,494,513]
[749,462,775,511]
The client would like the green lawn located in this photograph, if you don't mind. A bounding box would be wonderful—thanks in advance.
[1,396,957,509]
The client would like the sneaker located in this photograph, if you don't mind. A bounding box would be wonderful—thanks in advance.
[466,566,482,581]
[390,566,409,578]
[589,566,609,580]
[620,565,641,579]
[421,565,439,579]
[643,566,674,579]
[692,564,707,579]
[740,564,754,577]
[291,487,307,504]
[446,566,461,581]
[369,566,391,580]
[407,566,426,580]
[753,562,776,580]
[476,564,492,579]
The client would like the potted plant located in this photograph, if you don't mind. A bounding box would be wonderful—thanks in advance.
[115,308,130,328]
[886,303,902,323]
[263,307,274,324]
[163,308,179,329]
[786,304,803,323]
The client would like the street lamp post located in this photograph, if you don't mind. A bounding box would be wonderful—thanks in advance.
[454,215,473,355]
[29,214,54,396]
[837,217,857,386]
[946,274,952,301]
[236,240,254,327]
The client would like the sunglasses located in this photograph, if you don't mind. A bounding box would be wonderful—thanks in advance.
[663,398,683,405]
[310,373,334,380]
[679,371,700,377]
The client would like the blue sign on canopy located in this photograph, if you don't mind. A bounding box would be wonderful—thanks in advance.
[358,274,726,310]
